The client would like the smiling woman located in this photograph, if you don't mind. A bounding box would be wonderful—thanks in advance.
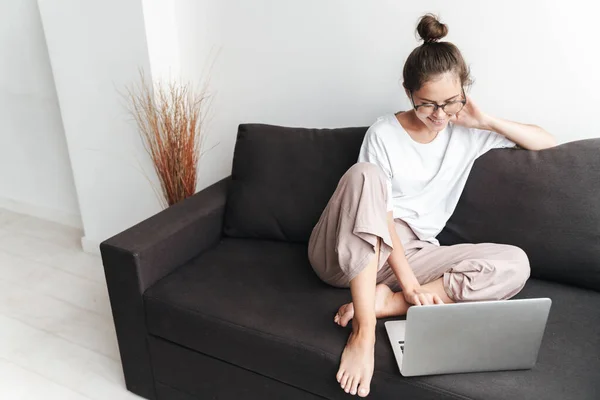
[397,14,556,149]
[306,12,557,398]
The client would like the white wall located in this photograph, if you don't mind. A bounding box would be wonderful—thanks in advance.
[38,0,161,252]
[0,0,80,227]
[142,0,181,81]
[175,0,600,192]
[173,0,221,191]
[23,0,600,253]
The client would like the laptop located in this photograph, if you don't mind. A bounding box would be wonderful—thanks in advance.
[384,298,552,377]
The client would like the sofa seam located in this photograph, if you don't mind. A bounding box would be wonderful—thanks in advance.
[137,206,224,256]
[101,206,224,264]
[154,380,199,399]
[146,294,337,360]
[144,334,160,399]
[376,369,473,400]
[144,295,472,399]
[153,353,329,400]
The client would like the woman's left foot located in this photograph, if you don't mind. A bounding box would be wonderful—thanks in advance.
[334,284,410,327]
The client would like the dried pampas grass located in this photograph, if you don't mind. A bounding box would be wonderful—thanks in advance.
[126,71,213,207]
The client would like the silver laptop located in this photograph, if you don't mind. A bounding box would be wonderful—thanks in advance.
[384,298,551,377]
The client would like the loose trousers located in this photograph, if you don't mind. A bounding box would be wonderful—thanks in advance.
[307,162,530,301]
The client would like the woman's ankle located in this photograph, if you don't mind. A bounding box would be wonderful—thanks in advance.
[352,317,377,337]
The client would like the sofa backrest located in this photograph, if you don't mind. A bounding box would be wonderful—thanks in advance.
[223,123,367,243]
[224,123,600,292]
[438,138,600,292]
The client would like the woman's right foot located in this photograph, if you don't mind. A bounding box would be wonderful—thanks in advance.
[334,284,409,327]
[337,328,375,397]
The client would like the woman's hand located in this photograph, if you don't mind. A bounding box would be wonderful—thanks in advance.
[451,95,557,150]
[450,95,491,130]
[403,287,445,306]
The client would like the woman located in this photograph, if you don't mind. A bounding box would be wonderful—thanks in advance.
[307,13,556,398]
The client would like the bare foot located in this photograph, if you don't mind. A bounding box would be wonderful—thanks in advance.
[334,284,409,327]
[336,330,375,397]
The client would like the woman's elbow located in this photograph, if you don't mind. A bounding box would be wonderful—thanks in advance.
[545,134,558,149]
[537,126,558,149]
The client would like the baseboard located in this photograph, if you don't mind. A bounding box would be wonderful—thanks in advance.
[81,236,101,255]
[0,196,82,229]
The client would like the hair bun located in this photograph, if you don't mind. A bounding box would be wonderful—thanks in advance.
[416,13,448,44]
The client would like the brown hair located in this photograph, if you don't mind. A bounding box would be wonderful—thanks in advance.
[402,14,472,93]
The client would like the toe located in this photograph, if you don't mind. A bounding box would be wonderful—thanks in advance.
[336,369,344,383]
[350,377,359,395]
[358,378,372,397]
[340,310,353,327]
[340,372,349,388]
[345,377,353,393]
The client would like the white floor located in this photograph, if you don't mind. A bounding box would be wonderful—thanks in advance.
[0,208,143,399]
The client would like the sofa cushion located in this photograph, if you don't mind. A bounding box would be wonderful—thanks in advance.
[438,139,600,292]
[144,238,600,400]
[223,123,367,243]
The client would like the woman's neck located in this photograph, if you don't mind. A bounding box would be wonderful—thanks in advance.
[395,110,441,144]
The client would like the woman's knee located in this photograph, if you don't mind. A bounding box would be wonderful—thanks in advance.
[495,245,531,299]
[449,245,531,301]
[343,162,387,185]
[504,245,531,284]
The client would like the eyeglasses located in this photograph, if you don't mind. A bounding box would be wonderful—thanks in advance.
[410,88,467,116]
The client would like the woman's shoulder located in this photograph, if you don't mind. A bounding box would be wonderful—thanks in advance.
[448,122,505,144]
[447,122,483,143]
[366,113,401,140]
[368,113,395,129]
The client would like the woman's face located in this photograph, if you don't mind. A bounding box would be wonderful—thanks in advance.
[407,72,463,132]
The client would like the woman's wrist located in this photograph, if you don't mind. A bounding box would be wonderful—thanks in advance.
[478,113,496,131]
[389,255,421,294]
[402,282,421,295]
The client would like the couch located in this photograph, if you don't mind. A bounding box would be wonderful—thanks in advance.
[100,123,600,399]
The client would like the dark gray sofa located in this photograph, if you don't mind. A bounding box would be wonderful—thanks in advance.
[100,123,600,400]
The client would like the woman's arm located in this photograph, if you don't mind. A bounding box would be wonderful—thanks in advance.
[386,212,420,292]
[481,115,557,151]
[386,211,443,305]
[452,95,558,151]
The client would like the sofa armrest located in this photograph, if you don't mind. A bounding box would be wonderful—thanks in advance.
[99,176,230,399]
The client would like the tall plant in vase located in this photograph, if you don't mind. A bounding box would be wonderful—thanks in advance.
[126,72,214,208]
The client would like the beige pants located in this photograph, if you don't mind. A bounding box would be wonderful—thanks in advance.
[307,163,530,301]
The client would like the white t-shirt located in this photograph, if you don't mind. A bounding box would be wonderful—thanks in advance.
[357,113,516,245]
